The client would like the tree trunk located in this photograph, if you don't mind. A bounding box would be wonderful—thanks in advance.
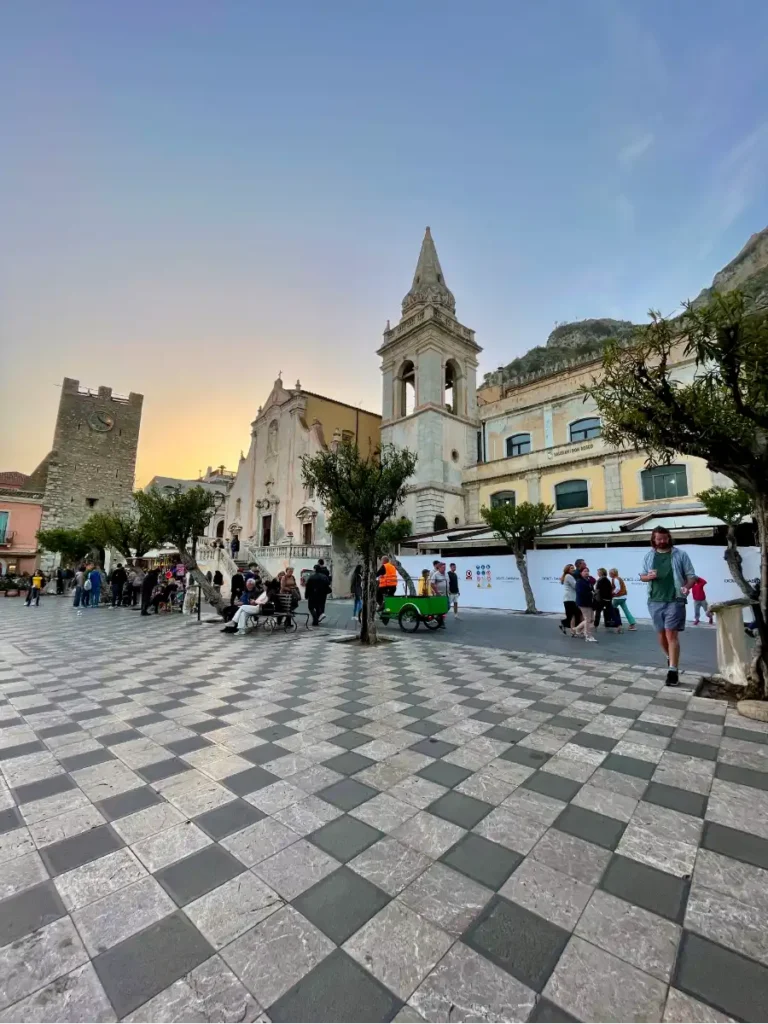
[177,547,228,616]
[747,499,768,699]
[360,547,379,645]
[515,547,537,614]
[723,525,758,601]
[390,555,415,596]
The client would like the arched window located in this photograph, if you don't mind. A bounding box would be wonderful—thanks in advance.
[641,465,688,500]
[569,417,601,442]
[396,360,416,418]
[215,519,224,538]
[444,359,463,416]
[490,490,516,508]
[433,514,448,531]
[506,433,531,457]
[555,479,589,510]
[235,498,242,520]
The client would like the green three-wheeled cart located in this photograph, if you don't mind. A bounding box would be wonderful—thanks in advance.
[380,594,450,632]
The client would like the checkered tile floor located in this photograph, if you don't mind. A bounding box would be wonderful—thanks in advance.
[1,599,768,1022]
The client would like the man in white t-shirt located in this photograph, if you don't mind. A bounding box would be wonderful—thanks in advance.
[428,560,448,628]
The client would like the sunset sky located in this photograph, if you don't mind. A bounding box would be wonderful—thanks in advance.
[2,1,768,486]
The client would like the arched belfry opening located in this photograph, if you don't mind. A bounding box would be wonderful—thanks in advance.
[396,359,416,418]
[444,358,462,416]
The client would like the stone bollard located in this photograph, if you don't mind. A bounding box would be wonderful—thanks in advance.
[709,597,752,687]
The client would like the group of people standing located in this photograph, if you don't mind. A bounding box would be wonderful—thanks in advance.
[560,527,700,687]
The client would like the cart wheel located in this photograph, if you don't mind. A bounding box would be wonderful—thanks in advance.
[398,604,420,632]
[423,615,441,631]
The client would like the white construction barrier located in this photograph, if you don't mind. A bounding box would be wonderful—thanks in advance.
[395,545,760,615]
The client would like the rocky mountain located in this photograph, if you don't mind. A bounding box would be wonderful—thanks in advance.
[484,226,768,387]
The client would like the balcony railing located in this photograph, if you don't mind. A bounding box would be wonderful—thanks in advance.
[0,531,15,547]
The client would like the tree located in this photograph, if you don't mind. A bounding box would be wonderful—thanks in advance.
[589,291,768,695]
[697,486,756,600]
[301,442,417,644]
[36,527,92,567]
[134,485,227,614]
[480,501,554,613]
[82,504,154,565]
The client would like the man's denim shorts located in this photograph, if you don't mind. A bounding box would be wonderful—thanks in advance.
[648,600,687,632]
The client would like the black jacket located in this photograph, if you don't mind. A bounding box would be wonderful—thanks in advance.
[213,571,224,586]
[110,567,128,587]
[305,571,330,602]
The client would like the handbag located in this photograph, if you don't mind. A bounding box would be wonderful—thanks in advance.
[84,578,92,591]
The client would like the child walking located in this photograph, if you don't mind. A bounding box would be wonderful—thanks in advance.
[691,577,713,625]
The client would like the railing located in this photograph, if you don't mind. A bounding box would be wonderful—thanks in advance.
[194,539,240,578]
[242,543,332,562]
[0,531,14,547]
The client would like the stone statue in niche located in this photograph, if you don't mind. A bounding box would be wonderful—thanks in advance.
[267,420,278,456]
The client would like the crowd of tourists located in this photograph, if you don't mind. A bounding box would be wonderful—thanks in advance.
[222,560,331,635]
[559,526,699,686]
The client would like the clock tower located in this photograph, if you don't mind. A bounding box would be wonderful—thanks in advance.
[39,377,144,533]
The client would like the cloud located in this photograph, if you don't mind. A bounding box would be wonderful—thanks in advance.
[618,132,654,168]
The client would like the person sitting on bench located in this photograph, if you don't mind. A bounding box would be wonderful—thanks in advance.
[221,578,267,634]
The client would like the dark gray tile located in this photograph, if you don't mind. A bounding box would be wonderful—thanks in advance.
[600,853,688,922]
[548,716,587,732]
[404,720,443,737]
[441,833,522,890]
[668,738,718,761]
[13,773,76,806]
[223,765,279,796]
[269,948,402,1023]
[240,742,289,764]
[318,778,378,812]
[400,706,433,720]
[98,785,162,821]
[485,726,528,744]
[601,753,655,780]
[308,815,383,862]
[0,881,66,946]
[702,821,768,871]
[40,823,123,876]
[554,805,625,850]
[684,710,723,724]
[333,731,372,751]
[523,772,582,803]
[428,791,493,830]
[59,748,114,773]
[630,720,675,738]
[0,805,24,834]
[571,734,617,754]
[408,738,458,759]
[338,701,368,713]
[463,895,569,991]
[453,686,482,697]
[151,700,184,712]
[674,930,768,1022]
[256,724,296,742]
[322,751,375,776]
[418,760,472,789]
[332,714,373,731]
[528,997,579,1022]
[715,761,768,792]
[653,697,686,709]
[71,708,108,721]
[644,781,708,818]
[101,729,140,746]
[580,694,613,706]
[531,703,564,716]
[194,799,265,839]
[93,910,213,1017]
[166,735,212,756]
[399,694,429,706]
[155,844,245,905]
[267,709,305,724]
[38,722,81,739]
[128,712,164,727]
[292,865,390,944]
[500,746,551,769]
[723,726,768,744]
[189,719,227,734]
[138,758,190,784]
[462,698,493,710]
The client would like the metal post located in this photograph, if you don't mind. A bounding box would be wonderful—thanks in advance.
[197,585,202,622]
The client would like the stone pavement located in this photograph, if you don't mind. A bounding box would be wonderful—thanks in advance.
[1,600,768,1022]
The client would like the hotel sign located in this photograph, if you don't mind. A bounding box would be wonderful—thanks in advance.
[545,441,595,462]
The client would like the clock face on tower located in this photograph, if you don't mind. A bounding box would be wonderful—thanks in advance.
[87,411,115,432]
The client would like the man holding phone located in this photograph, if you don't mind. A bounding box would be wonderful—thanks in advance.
[640,526,697,687]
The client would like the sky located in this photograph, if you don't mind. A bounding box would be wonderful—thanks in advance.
[2,0,768,485]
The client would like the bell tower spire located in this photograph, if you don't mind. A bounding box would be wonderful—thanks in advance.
[402,226,456,317]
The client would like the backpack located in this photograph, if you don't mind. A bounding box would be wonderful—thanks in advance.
[84,578,92,591]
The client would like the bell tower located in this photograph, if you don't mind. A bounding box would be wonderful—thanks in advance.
[379,228,481,533]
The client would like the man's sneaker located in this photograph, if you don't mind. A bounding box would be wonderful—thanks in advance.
[665,669,679,687]
[585,635,598,642]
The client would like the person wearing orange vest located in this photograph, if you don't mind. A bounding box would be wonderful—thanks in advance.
[376,556,398,609]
